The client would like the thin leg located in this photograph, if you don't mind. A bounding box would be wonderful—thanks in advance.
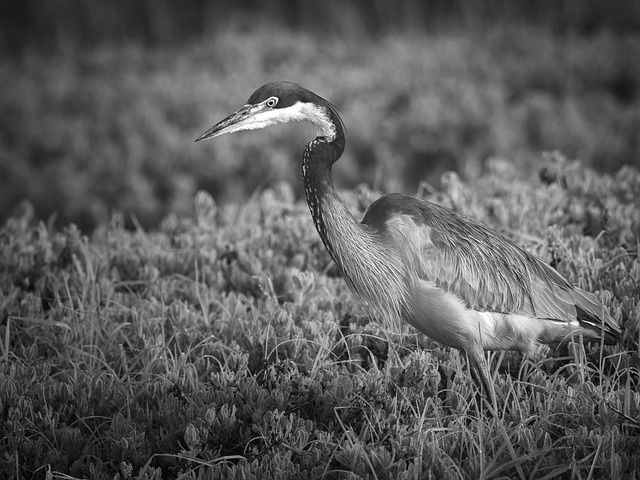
[466,348,498,413]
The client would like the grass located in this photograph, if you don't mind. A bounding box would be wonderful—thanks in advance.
[1,150,639,479]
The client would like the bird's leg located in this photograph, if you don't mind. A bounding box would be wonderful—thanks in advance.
[466,348,498,414]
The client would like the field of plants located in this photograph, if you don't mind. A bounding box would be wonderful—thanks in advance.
[1,23,640,479]
[1,150,639,478]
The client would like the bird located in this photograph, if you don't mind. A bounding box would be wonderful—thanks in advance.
[195,81,621,406]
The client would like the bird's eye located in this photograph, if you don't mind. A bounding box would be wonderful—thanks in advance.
[266,97,279,108]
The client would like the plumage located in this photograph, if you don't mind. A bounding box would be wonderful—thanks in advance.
[197,81,621,406]
[362,194,620,349]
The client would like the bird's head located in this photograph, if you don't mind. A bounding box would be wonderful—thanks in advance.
[195,81,344,144]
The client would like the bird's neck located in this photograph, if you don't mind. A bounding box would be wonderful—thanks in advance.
[302,139,349,266]
[302,138,407,319]
[300,108,347,265]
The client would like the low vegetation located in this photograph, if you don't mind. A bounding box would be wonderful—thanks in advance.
[1,152,638,479]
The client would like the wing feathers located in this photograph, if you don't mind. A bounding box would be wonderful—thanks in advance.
[363,193,618,339]
[530,275,576,320]
[571,288,621,342]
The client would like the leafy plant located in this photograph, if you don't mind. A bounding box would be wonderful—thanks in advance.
[1,153,638,479]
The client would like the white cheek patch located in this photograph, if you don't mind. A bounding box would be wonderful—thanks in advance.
[229,101,336,140]
[276,101,337,140]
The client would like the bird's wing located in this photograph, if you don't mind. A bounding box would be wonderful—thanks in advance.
[363,194,578,321]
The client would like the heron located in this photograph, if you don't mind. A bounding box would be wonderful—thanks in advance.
[195,81,620,405]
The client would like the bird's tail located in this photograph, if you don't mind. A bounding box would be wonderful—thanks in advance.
[572,288,621,344]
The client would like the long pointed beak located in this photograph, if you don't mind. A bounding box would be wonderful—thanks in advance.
[195,104,256,142]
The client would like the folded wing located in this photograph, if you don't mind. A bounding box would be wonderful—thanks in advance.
[362,193,620,343]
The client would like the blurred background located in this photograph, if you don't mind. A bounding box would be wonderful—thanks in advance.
[1,0,639,232]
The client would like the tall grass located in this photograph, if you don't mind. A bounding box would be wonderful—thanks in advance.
[0,152,638,478]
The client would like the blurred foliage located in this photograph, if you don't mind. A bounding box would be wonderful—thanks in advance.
[0,155,638,478]
[2,0,640,52]
[1,27,639,231]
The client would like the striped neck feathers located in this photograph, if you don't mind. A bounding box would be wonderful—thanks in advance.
[302,140,407,322]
